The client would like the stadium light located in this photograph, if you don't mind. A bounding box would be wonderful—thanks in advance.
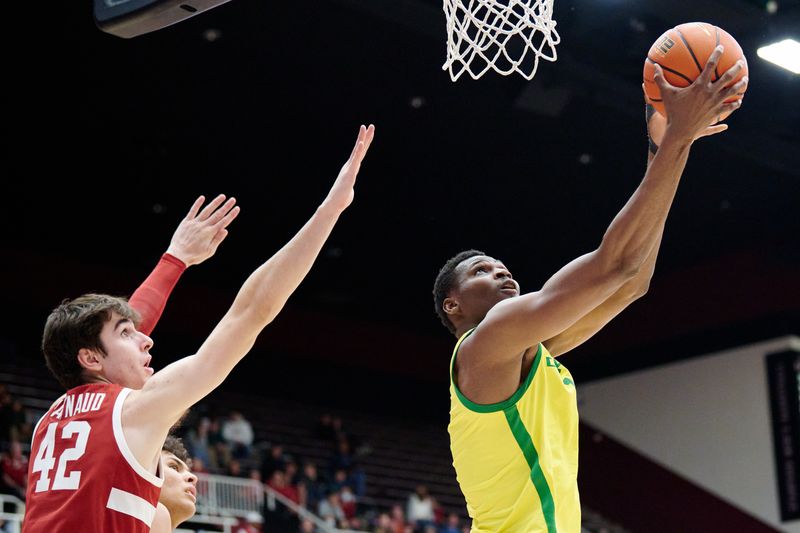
[757,39,800,74]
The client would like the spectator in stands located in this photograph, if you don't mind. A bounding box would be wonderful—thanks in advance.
[222,410,255,460]
[440,513,461,533]
[0,386,12,442]
[153,435,198,532]
[374,512,393,533]
[331,438,354,473]
[317,491,346,527]
[331,438,368,500]
[339,485,357,520]
[228,458,246,478]
[349,458,368,498]
[264,470,301,533]
[431,497,445,526]
[0,441,28,500]
[298,462,326,512]
[314,413,336,442]
[331,416,345,439]
[407,485,435,531]
[261,443,288,481]
[268,470,300,506]
[191,456,209,474]
[232,511,262,533]
[185,416,213,468]
[299,518,316,533]
[6,401,31,444]
[329,468,350,494]
[284,459,300,485]
[389,503,409,533]
[208,415,233,472]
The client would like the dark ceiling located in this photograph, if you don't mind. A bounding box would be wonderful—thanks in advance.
[4,0,799,396]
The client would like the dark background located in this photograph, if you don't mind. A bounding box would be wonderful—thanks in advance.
[4,0,799,420]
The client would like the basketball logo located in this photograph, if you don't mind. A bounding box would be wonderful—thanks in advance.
[657,36,675,56]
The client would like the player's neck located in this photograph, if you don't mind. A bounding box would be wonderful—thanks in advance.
[82,373,113,386]
[454,322,478,338]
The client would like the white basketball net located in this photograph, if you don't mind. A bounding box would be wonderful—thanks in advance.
[442,0,560,81]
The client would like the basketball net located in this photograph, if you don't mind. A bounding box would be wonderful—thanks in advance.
[442,0,560,81]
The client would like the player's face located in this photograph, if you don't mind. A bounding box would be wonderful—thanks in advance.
[451,255,520,322]
[96,312,154,389]
[159,451,197,526]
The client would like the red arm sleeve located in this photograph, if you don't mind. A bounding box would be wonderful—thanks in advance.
[129,253,187,336]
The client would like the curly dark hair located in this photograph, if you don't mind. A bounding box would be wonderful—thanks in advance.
[162,435,192,465]
[41,294,140,390]
[432,250,485,334]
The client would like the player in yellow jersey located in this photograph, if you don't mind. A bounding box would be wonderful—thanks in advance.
[432,48,747,533]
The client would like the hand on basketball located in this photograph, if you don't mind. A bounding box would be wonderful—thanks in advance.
[166,194,240,266]
[321,124,375,214]
[653,45,748,144]
[644,96,727,147]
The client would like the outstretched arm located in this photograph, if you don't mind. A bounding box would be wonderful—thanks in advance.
[130,194,240,335]
[124,125,375,468]
[542,90,742,358]
[461,49,746,381]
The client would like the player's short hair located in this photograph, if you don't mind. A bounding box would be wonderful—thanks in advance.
[162,435,192,466]
[432,250,485,334]
[41,294,140,389]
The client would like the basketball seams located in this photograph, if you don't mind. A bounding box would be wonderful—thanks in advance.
[676,29,704,77]
[645,56,693,85]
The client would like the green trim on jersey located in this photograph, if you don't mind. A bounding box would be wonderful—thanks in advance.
[450,327,544,413]
[503,405,558,533]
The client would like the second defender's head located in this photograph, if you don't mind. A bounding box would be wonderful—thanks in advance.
[433,250,520,337]
[160,435,198,528]
[41,294,154,390]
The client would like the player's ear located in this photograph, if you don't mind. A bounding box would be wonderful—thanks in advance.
[77,348,103,372]
[443,297,460,317]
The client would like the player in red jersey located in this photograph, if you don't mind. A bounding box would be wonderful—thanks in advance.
[23,124,375,532]
[23,191,240,532]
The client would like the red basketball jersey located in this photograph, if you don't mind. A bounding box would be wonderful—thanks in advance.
[23,383,164,532]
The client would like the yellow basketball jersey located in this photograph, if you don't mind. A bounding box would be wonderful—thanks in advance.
[449,328,580,533]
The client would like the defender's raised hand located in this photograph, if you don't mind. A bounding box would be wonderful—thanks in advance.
[321,124,375,214]
[167,194,241,266]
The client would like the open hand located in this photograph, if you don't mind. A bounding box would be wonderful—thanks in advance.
[321,124,375,214]
[645,99,727,148]
[166,194,240,266]
[654,45,748,144]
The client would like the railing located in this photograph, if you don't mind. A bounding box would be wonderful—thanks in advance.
[195,472,361,533]
[0,494,24,533]
[195,472,263,518]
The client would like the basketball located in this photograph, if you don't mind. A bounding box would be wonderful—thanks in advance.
[643,22,748,120]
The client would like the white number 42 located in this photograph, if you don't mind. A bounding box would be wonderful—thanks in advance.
[31,421,91,492]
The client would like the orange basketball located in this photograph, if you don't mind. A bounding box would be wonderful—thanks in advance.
[643,22,748,120]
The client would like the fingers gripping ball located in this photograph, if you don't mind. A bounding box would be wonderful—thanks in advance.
[644,22,748,120]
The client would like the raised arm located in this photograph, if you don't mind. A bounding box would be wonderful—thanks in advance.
[130,194,240,335]
[123,125,375,468]
[542,95,735,357]
[463,48,746,369]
